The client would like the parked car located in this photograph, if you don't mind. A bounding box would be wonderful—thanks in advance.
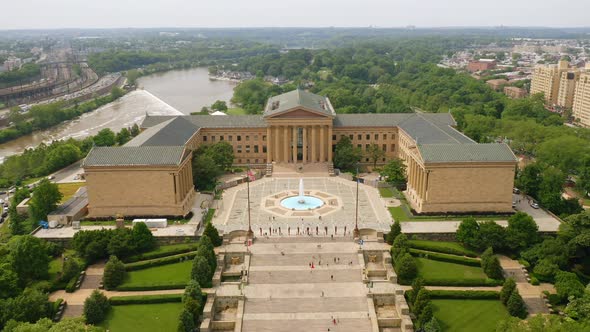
[47,175,55,180]
[530,201,540,209]
[513,188,521,194]
[512,201,517,208]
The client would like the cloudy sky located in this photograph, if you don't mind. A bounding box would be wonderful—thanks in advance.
[1,0,588,30]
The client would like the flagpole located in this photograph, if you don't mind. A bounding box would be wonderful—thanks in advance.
[354,164,360,239]
[247,165,254,239]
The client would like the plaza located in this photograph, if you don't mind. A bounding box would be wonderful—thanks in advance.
[213,176,392,235]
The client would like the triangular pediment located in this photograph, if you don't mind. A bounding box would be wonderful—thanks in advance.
[266,106,332,119]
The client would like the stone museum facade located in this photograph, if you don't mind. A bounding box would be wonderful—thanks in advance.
[83,89,517,218]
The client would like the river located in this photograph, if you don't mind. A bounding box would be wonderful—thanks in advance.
[0,67,236,162]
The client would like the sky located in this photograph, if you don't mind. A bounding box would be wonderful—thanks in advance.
[1,0,588,30]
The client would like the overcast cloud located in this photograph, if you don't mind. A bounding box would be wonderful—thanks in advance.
[1,0,588,30]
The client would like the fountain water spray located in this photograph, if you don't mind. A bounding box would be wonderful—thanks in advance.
[298,178,305,204]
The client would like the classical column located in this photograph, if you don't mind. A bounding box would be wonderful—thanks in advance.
[320,125,326,162]
[274,126,280,162]
[327,126,333,162]
[302,126,308,163]
[311,125,317,162]
[283,126,289,162]
[267,126,272,163]
[292,126,298,163]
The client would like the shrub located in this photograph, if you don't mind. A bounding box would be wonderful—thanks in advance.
[421,278,503,287]
[177,308,195,332]
[409,277,424,306]
[507,290,528,318]
[183,280,204,322]
[84,290,110,325]
[554,271,585,302]
[125,252,197,271]
[197,235,217,272]
[483,255,503,280]
[123,244,198,263]
[191,256,213,288]
[203,222,222,247]
[132,222,156,252]
[413,288,430,318]
[477,221,506,251]
[395,253,417,284]
[392,234,410,261]
[109,294,182,305]
[456,217,479,249]
[418,302,434,327]
[505,212,539,252]
[424,317,441,332]
[533,259,559,282]
[386,220,402,245]
[427,290,500,300]
[115,283,187,291]
[409,249,481,267]
[408,240,478,257]
[65,273,81,293]
[530,275,540,285]
[61,257,81,282]
[500,278,517,305]
[103,255,126,290]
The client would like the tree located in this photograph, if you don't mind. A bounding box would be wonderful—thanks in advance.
[103,255,126,290]
[211,100,228,112]
[130,123,140,137]
[413,288,431,318]
[115,128,131,145]
[477,221,505,251]
[496,314,590,332]
[555,271,585,302]
[456,217,479,249]
[197,235,217,272]
[191,256,212,288]
[0,263,19,299]
[192,154,222,191]
[93,128,116,147]
[386,220,401,245]
[380,158,407,189]
[177,309,195,332]
[44,144,81,172]
[409,277,424,306]
[208,142,234,170]
[333,136,362,172]
[532,258,559,282]
[391,233,409,260]
[60,257,81,283]
[501,278,517,305]
[203,222,222,247]
[366,144,385,169]
[484,255,503,280]
[515,163,542,198]
[395,253,417,284]
[506,212,539,252]
[507,290,528,318]
[564,285,590,321]
[83,290,110,325]
[110,86,124,99]
[418,302,434,327]
[8,235,50,286]
[28,179,62,222]
[107,228,134,258]
[1,288,49,327]
[423,317,441,332]
[131,222,155,253]
[183,280,204,324]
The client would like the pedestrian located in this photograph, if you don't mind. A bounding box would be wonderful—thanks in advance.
[334,257,336,263]
[333,318,336,325]
[331,275,334,281]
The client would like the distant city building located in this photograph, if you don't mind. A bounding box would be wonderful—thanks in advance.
[557,70,581,109]
[467,59,496,73]
[572,65,590,127]
[530,60,570,105]
[486,79,508,90]
[504,86,527,99]
[3,56,22,71]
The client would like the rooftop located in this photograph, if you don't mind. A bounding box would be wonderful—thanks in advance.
[83,146,188,167]
[418,143,517,163]
[264,89,335,118]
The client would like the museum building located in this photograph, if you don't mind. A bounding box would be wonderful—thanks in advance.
[83,89,517,218]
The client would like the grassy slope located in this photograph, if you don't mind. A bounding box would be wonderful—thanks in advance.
[100,303,183,332]
[57,182,85,203]
[432,299,509,332]
[226,107,246,115]
[408,240,479,257]
[121,261,192,287]
[416,258,487,281]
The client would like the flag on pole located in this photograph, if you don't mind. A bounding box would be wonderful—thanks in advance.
[247,169,256,182]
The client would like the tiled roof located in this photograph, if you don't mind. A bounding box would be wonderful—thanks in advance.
[264,89,335,117]
[141,115,266,129]
[83,146,187,167]
[418,143,517,163]
[127,117,199,147]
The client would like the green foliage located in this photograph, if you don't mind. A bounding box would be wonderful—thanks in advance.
[366,143,385,168]
[532,259,559,282]
[190,256,212,288]
[507,290,527,319]
[505,212,539,252]
[385,220,401,245]
[192,153,222,191]
[423,317,441,332]
[0,263,20,299]
[496,314,590,332]
[480,247,503,280]
[408,240,479,257]
[28,179,63,222]
[409,277,424,306]
[108,294,181,305]
[182,280,204,324]
[0,63,40,86]
[427,290,500,300]
[564,285,590,321]
[60,257,81,283]
[231,79,282,114]
[211,100,228,112]
[83,290,110,325]
[132,222,156,253]
[500,278,517,305]
[122,243,198,263]
[413,288,431,319]
[176,309,195,332]
[197,235,217,273]
[395,253,418,284]
[391,233,410,260]
[477,221,506,251]
[410,249,481,267]
[380,158,407,188]
[0,288,50,328]
[115,128,131,145]
[93,128,116,147]
[8,235,50,286]
[124,252,197,271]
[103,256,126,290]
[554,271,585,302]
[333,136,362,172]
[203,222,222,247]
[456,217,480,249]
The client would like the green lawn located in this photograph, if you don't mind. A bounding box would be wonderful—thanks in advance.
[408,240,479,257]
[121,261,192,288]
[57,182,86,203]
[48,257,63,281]
[379,187,395,198]
[416,258,487,281]
[432,299,510,332]
[100,303,183,332]
[226,107,246,115]
[388,206,508,222]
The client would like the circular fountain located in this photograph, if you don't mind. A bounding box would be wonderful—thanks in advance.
[280,178,324,210]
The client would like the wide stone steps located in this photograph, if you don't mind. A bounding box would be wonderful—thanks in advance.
[250,253,358,266]
[248,269,362,284]
[244,297,368,314]
[242,317,372,332]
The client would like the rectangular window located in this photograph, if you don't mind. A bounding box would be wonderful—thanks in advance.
[366,144,370,150]
[246,136,250,141]
[254,145,259,153]
[391,144,395,151]
[246,145,251,153]
[228,135,233,141]
[203,136,208,142]
[383,144,387,152]
[349,134,353,140]
[254,135,258,141]
[237,145,242,153]
[357,144,362,149]
[237,135,242,141]
[333,135,337,141]
[211,136,216,142]
[220,135,224,141]
[263,146,267,153]
[375,134,378,140]
[366,134,370,140]
[383,134,387,140]
[263,135,267,141]
[357,134,362,140]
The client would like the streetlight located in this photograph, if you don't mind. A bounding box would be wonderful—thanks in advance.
[354,164,360,239]
[246,165,254,239]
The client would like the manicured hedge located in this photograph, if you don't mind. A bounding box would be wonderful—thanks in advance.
[410,249,481,267]
[125,252,197,271]
[115,283,188,291]
[123,245,198,263]
[428,290,500,299]
[408,240,478,257]
[422,278,504,287]
[109,294,182,305]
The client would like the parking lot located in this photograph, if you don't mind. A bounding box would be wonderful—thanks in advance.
[512,193,561,232]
